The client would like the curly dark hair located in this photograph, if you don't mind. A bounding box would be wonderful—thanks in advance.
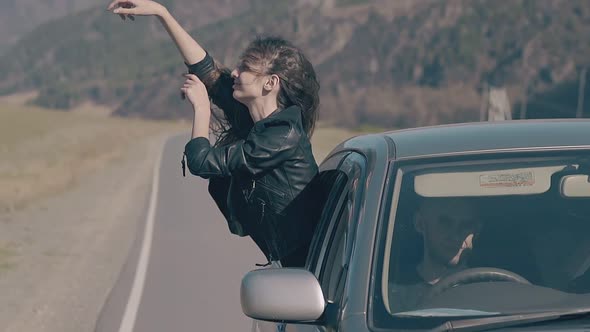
[212,36,320,146]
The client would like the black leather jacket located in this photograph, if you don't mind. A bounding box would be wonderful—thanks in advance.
[183,53,319,265]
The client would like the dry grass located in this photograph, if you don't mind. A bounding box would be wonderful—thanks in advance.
[0,94,186,213]
[0,245,16,272]
[0,93,361,213]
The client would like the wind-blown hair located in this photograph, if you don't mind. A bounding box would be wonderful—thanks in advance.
[213,36,320,146]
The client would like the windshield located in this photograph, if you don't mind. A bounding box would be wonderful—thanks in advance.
[372,151,590,330]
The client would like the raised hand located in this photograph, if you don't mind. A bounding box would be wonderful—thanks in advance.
[181,74,211,114]
[106,0,166,21]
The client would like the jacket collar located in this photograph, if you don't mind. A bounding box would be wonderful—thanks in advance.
[259,105,302,125]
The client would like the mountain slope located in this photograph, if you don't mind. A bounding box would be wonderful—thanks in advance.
[1,0,589,128]
[0,0,99,55]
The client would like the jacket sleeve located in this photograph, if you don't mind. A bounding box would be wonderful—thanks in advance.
[185,52,249,117]
[184,119,300,178]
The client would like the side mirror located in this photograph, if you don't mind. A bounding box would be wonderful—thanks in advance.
[241,268,326,322]
[560,175,590,197]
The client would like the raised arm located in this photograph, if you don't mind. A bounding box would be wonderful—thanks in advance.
[107,0,206,64]
[157,9,206,65]
[108,0,248,127]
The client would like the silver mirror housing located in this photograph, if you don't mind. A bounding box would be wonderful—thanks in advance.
[241,268,326,322]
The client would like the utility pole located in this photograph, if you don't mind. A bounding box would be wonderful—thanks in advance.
[577,67,587,118]
[488,87,512,121]
[479,82,489,121]
[520,79,529,119]
[520,36,538,120]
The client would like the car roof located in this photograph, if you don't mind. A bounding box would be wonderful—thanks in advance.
[334,119,590,161]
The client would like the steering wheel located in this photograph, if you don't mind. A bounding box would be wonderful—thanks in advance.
[423,267,531,301]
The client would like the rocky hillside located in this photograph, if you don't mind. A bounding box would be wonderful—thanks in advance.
[0,0,589,129]
[0,0,99,55]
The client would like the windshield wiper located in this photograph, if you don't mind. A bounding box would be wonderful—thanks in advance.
[431,308,590,332]
[395,308,500,318]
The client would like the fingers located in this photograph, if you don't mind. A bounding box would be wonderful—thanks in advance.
[183,73,202,84]
[107,0,133,11]
[464,234,474,249]
[107,0,123,10]
[108,0,125,19]
[113,7,134,14]
[109,0,136,21]
[180,74,207,102]
[117,13,135,21]
[183,79,201,88]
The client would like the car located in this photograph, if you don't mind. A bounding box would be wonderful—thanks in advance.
[240,119,590,332]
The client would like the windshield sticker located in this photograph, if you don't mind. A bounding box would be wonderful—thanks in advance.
[479,171,535,188]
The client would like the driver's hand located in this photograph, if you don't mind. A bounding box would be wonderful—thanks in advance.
[449,233,474,266]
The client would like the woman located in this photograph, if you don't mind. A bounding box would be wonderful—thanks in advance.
[107,0,321,267]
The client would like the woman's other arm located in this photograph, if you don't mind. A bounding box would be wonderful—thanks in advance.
[185,53,249,123]
[184,120,299,179]
[181,74,211,139]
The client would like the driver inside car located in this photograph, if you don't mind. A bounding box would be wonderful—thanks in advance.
[389,198,482,312]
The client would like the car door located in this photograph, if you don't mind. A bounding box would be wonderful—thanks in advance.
[284,151,367,332]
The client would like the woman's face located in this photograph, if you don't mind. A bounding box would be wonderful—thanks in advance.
[230,63,267,103]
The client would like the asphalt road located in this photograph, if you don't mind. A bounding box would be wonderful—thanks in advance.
[95,133,266,332]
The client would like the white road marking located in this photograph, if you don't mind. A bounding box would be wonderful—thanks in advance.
[118,141,164,332]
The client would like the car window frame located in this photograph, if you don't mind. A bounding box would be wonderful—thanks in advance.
[304,152,351,272]
[308,152,366,304]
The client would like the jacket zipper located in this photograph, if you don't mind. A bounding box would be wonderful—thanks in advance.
[254,200,273,267]
[244,180,256,202]
[255,181,287,198]
[260,201,276,262]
